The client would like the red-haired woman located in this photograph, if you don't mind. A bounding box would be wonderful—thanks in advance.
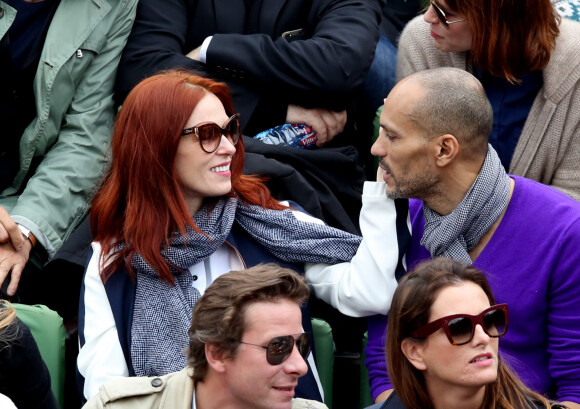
[76,71,365,402]
[395,0,580,200]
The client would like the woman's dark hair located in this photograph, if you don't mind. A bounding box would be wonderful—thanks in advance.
[387,258,552,409]
[445,0,560,83]
[91,71,285,284]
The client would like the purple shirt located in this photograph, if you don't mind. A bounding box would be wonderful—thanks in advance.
[366,176,580,403]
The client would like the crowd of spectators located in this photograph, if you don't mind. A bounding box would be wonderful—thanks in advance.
[0,0,579,407]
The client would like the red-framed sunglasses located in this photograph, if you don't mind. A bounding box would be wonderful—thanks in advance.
[410,304,509,345]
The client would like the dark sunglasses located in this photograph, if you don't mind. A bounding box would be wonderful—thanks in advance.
[182,113,241,153]
[429,0,466,28]
[239,332,311,365]
[410,304,509,346]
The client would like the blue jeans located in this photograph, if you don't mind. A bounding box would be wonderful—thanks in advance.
[362,35,398,115]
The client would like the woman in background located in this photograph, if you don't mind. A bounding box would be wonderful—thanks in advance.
[396,0,580,200]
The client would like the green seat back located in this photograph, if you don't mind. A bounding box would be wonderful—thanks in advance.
[13,304,66,408]
[311,317,334,408]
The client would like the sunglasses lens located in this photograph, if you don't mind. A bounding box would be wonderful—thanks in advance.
[431,1,449,27]
[266,335,295,365]
[447,317,474,345]
[483,309,507,337]
[197,123,222,152]
[265,333,310,365]
[296,333,311,361]
[225,116,241,145]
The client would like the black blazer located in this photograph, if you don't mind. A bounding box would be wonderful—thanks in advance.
[115,0,381,135]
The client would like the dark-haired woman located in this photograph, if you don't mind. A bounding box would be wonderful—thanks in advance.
[369,259,565,409]
[76,71,396,402]
[396,0,580,200]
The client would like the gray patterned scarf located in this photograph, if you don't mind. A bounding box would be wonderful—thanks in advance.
[421,145,511,264]
[130,196,362,376]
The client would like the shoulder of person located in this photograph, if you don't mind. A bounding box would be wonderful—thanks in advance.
[363,391,407,409]
[558,17,580,39]
[85,369,192,408]
[292,398,329,409]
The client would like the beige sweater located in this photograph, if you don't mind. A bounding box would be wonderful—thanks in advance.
[397,16,580,201]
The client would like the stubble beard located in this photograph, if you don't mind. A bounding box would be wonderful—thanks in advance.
[386,167,441,200]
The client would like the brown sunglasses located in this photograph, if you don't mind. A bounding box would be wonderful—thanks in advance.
[182,113,241,153]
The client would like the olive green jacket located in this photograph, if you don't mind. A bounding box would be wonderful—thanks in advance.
[0,0,137,257]
[83,368,329,409]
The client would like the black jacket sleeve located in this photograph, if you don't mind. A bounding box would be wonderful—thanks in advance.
[115,0,381,133]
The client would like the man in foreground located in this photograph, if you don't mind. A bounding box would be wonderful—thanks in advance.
[83,263,327,409]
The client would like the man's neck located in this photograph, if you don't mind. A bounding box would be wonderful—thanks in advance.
[195,376,241,409]
[422,160,482,215]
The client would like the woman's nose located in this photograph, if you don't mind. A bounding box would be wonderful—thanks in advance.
[471,324,491,345]
[424,4,440,24]
[217,134,236,155]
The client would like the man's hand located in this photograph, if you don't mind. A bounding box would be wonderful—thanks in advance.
[376,164,386,183]
[0,238,32,296]
[0,206,25,249]
[0,206,32,296]
[186,46,202,61]
[286,105,347,147]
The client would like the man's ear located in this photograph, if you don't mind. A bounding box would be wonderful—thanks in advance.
[433,134,459,168]
[401,338,427,371]
[205,343,227,374]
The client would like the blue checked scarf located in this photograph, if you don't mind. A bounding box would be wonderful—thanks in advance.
[421,144,511,264]
[130,197,362,376]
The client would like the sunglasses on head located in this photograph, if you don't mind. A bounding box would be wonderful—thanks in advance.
[429,0,466,28]
[182,113,241,153]
[410,304,509,346]
[239,332,311,365]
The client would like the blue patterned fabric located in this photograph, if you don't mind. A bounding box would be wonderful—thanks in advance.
[554,0,580,21]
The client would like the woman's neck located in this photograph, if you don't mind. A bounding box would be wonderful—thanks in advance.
[428,383,486,409]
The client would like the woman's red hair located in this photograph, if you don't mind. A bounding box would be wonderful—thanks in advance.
[91,71,285,283]
[446,0,560,83]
